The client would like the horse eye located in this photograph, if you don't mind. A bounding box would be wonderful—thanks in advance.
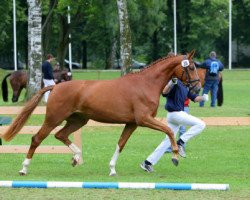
[189,66,195,71]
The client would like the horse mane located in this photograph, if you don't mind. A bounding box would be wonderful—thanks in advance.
[125,54,178,76]
[144,54,177,69]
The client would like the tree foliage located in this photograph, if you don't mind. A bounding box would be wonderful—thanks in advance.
[0,0,250,71]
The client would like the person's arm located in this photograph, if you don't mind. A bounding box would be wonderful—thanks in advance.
[194,61,202,68]
[162,78,177,96]
[188,90,208,103]
[48,64,54,79]
[194,60,207,69]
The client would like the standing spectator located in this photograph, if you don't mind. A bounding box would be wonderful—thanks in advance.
[199,51,224,107]
[42,54,56,102]
[140,78,208,173]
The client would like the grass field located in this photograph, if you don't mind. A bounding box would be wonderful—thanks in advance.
[0,69,250,199]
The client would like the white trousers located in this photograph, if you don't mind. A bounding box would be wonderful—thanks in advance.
[146,111,206,165]
[43,79,55,102]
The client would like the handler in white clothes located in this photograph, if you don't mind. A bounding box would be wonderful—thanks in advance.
[140,78,208,173]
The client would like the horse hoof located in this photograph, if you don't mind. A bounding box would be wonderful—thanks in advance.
[109,172,117,176]
[72,159,78,167]
[171,158,179,166]
[19,171,27,176]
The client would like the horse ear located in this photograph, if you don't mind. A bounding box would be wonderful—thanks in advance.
[188,49,196,59]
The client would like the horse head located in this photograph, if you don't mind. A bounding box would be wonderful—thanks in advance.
[173,50,201,94]
[61,70,72,82]
[53,69,72,83]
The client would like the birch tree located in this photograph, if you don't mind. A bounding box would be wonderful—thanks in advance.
[117,0,132,76]
[26,0,42,100]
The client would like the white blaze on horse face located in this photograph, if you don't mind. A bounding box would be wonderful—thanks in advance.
[109,144,120,176]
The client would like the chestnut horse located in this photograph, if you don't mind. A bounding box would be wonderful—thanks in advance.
[2,51,201,176]
[197,68,223,106]
[1,69,72,103]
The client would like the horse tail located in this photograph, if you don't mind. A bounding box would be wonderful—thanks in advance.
[217,76,223,106]
[2,85,54,142]
[1,73,11,102]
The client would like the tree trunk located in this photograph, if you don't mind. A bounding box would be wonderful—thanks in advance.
[57,14,69,69]
[117,0,132,76]
[42,0,57,60]
[56,8,82,69]
[26,0,42,101]
[82,40,87,69]
[110,39,118,69]
[151,30,159,61]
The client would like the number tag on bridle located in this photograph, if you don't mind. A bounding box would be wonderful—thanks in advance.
[67,72,72,76]
[181,60,190,68]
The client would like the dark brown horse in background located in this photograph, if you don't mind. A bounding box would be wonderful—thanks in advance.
[1,69,72,103]
[197,68,223,106]
[1,50,201,176]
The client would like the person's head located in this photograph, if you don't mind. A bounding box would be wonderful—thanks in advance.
[47,54,53,62]
[209,51,216,59]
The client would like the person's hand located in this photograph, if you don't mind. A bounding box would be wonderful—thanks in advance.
[202,94,208,101]
[172,78,178,85]
[167,78,178,87]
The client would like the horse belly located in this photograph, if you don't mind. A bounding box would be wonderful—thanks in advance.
[78,89,135,123]
[81,101,135,124]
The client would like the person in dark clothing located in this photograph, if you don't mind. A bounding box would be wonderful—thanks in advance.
[42,54,56,102]
[140,78,208,173]
[198,51,224,107]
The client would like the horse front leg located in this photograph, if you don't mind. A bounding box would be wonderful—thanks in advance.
[109,123,137,176]
[139,115,179,166]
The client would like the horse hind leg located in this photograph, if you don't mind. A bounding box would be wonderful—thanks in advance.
[109,123,137,176]
[54,114,88,167]
[19,124,56,176]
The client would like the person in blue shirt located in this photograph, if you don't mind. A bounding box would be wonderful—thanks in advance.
[140,78,208,173]
[42,54,57,102]
[199,51,224,107]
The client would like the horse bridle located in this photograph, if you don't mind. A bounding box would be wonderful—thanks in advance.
[180,57,200,91]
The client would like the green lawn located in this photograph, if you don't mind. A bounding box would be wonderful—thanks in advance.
[0,69,249,199]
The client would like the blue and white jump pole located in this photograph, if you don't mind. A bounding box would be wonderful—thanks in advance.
[0,181,229,190]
